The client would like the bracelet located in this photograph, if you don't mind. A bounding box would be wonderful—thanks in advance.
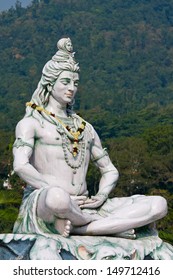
[97,192,108,200]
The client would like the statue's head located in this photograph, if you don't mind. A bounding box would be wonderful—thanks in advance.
[57,37,73,53]
[30,38,80,107]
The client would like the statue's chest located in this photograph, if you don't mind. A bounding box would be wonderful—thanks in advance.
[35,120,93,154]
[36,123,63,146]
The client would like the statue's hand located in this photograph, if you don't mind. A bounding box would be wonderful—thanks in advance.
[80,193,107,209]
[70,195,88,206]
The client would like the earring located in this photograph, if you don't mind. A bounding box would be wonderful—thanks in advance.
[47,84,53,93]
[68,98,75,106]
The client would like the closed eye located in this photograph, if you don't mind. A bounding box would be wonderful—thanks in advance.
[60,78,71,85]
[74,80,79,87]
[60,78,79,87]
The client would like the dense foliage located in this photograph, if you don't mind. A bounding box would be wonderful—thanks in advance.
[0,0,173,243]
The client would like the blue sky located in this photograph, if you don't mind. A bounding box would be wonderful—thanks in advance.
[0,0,32,11]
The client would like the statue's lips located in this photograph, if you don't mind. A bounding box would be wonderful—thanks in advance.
[65,93,73,98]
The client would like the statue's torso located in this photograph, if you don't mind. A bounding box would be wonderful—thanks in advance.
[29,116,93,196]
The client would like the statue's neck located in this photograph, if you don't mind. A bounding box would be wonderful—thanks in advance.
[45,95,68,118]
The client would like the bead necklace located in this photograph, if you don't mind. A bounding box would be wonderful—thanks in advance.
[61,133,86,169]
[26,102,86,157]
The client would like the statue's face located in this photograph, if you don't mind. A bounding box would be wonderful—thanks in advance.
[52,71,79,106]
[65,40,73,52]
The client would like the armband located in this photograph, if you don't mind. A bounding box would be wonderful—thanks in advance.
[13,138,34,149]
[92,148,108,162]
[96,192,108,200]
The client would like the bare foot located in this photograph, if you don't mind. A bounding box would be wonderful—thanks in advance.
[114,229,136,239]
[55,219,72,237]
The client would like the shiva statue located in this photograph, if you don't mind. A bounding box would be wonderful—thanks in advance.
[12,38,168,240]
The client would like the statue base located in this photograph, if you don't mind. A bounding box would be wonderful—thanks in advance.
[0,229,173,260]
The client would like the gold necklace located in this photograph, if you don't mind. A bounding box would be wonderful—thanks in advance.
[26,102,86,157]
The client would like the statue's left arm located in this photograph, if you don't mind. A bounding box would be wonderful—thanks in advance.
[81,129,119,209]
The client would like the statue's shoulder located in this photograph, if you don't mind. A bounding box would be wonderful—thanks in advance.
[16,116,39,132]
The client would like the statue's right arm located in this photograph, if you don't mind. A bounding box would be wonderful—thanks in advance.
[13,118,49,189]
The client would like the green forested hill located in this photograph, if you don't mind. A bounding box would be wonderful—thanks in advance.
[0,0,173,242]
[1,0,173,131]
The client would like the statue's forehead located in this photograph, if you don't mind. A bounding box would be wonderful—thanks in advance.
[59,71,79,80]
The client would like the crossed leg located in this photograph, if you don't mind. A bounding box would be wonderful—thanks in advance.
[37,187,167,238]
[72,195,167,236]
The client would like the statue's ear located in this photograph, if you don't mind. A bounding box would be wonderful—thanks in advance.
[47,84,53,93]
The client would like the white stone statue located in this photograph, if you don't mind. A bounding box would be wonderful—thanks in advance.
[12,37,167,240]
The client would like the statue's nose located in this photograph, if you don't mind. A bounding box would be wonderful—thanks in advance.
[68,82,74,92]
